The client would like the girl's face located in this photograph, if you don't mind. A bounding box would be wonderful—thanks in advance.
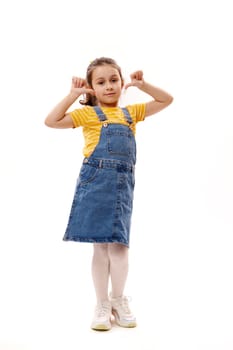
[91,65,123,107]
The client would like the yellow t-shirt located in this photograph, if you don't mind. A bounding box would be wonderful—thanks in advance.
[70,103,146,157]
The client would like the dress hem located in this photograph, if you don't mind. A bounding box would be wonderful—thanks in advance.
[63,236,129,247]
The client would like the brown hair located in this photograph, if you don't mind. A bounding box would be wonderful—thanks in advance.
[80,57,124,106]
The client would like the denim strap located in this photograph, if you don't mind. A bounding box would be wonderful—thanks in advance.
[93,106,107,121]
[93,106,133,124]
[121,107,133,124]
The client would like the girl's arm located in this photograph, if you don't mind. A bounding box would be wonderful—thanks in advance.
[44,77,94,128]
[125,71,173,117]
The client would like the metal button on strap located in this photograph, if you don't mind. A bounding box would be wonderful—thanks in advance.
[103,123,108,128]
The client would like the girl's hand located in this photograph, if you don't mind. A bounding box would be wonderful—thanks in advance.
[70,77,95,96]
[124,70,144,89]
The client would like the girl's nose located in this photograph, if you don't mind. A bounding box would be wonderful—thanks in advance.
[106,82,113,90]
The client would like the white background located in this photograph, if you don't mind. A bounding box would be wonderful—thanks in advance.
[0,0,233,349]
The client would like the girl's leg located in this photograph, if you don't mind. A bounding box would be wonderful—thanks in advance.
[91,243,110,301]
[108,243,136,328]
[108,243,129,297]
[91,243,112,331]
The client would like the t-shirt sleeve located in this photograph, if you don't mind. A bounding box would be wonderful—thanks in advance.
[127,103,146,123]
[69,106,94,128]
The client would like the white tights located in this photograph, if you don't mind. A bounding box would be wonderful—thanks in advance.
[91,243,129,302]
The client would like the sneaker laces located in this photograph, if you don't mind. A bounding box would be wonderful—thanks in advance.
[114,296,132,315]
[95,301,111,318]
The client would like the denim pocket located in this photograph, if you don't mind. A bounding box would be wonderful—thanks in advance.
[79,164,99,184]
[107,130,133,156]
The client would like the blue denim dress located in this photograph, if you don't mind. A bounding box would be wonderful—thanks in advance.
[63,106,136,247]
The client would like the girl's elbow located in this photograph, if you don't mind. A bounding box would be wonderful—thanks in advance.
[44,117,55,128]
[44,118,50,127]
[167,95,173,105]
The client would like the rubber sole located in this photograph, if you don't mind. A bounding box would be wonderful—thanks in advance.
[112,310,137,328]
[91,322,111,331]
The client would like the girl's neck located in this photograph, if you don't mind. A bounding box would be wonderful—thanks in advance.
[98,103,119,108]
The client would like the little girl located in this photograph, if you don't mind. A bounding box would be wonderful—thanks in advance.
[45,57,173,331]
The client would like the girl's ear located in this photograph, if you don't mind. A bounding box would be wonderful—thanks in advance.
[121,79,125,88]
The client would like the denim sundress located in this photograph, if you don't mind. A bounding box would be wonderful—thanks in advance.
[63,106,136,247]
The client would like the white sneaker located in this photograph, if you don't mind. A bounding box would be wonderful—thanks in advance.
[91,300,112,331]
[110,295,137,328]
